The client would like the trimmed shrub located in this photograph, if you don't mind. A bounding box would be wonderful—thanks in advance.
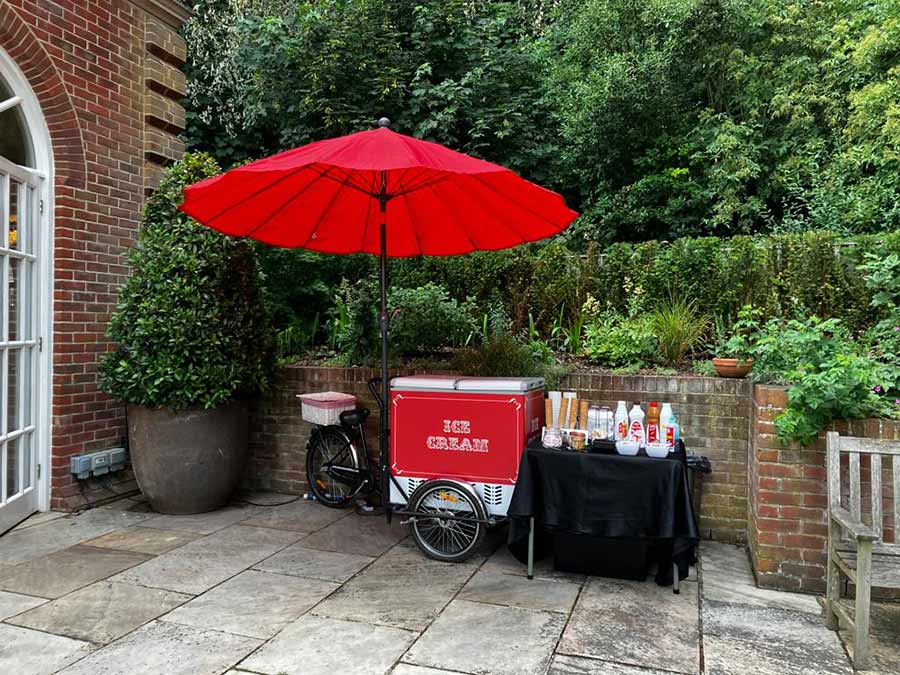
[100,153,275,410]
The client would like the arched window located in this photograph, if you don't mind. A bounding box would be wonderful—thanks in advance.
[0,76,33,168]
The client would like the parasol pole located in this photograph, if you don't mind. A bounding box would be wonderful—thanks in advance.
[377,160,391,523]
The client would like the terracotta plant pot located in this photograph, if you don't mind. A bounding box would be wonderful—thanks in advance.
[712,357,752,379]
[128,401,249,514]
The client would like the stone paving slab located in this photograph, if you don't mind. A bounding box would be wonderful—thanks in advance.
[300,512,408,557]
[0,509,152,564]
[84,527,201,555]
[162,569,338,639]
[253,542,374,582]
[549,655,674,674]
[313,545,477,631]
[481,545,587,582]
[702,599,853,675]
[0,589,46,621]
[559,577,700,674]
[10,510,67,531]
[240,614,417,675]
[404,599,565,675]
[838,600,900,674]
[136,506,257,535]
[703,633,852,675]
[0,545,151,599]
[701,542,820,615]
[236,491,297,506]
[57,619,262,675]
[391,665,461,674]
[458,568,581,613]
[0,623,94,675]
[241,500,351,533]
[112,524,299,594]
[7,580,190,644]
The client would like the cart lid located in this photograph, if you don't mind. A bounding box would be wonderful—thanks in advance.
[390,375,459,391]
[454,376,544,393]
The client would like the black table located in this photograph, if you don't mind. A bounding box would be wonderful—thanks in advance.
[507,440,699,589]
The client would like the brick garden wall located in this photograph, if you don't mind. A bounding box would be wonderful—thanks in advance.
[748,385,900,594]
[248,366,751,543]
[1,0,188,509]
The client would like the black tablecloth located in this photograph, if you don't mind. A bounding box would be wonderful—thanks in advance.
[507,441,699,586]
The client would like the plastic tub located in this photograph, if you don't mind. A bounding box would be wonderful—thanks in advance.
[296,392,357,426]
[616,441,640,456]
[646,443,670,458]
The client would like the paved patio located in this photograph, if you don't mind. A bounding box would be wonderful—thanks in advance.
[0,495,896,675]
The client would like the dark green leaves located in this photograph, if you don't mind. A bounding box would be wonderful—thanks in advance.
[99,152,276,411]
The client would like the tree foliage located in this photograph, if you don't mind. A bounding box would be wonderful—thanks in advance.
[185,0,900,242]
[545,0,900,242]
[184,0,556,177]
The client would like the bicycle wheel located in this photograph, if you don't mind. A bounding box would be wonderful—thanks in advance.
[408,479,486,563]
[306,426,360,508]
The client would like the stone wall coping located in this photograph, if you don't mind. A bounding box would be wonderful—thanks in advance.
[129,0,191,27]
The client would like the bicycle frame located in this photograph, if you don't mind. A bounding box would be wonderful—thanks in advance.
[310,421,380,498]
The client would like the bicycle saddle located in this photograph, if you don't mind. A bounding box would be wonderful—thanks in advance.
[339,408,370,428]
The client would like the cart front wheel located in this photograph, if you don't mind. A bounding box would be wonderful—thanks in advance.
[408,479,486,563]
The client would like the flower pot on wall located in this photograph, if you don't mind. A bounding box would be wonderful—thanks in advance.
[712,357,752,379]
[128,401,249,514]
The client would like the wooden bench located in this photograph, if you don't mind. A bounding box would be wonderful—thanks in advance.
[824,431,900,669]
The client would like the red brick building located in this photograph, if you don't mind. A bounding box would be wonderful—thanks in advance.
[0,0,189,528]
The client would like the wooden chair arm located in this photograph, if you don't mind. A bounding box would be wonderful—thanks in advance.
[830,506,879,542]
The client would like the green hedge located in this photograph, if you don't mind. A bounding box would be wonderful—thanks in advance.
[391,230,900,335]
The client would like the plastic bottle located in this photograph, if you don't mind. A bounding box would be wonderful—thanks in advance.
[660,403,674,448]
[646,401,660,444]
[662,403,680,448]
[628,402,645,446]
[614,401,629,441]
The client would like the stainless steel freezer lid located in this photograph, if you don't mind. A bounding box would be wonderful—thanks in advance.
[453,376,545,393]
[390,375,460,391]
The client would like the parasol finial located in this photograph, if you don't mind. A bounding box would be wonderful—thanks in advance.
[377,117,391,129]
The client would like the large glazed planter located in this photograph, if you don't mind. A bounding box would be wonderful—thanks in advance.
[128,401,249,514]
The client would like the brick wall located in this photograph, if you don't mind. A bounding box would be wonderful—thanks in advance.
[1,0,188,509]
[248,366,751,543]
[748,385,900,593]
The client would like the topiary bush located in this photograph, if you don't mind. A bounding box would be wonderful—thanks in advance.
[100,152,275,410]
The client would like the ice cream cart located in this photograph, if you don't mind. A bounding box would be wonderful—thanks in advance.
[388,375,544,562]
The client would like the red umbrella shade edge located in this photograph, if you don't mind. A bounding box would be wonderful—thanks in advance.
[178,122,578,257]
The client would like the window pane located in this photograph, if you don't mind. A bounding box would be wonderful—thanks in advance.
[19,347,31,429]
[21,184,34,256]
[0,78,32,168]
[21,433,30,490]
[5,436,19,500]
[8,257,19,342]
[6,347,18,434]
[17,259,31,342]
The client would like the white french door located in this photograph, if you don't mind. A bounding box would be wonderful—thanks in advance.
[0,155,41,533]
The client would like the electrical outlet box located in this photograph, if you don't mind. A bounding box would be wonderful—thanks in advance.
[70,448,127,480]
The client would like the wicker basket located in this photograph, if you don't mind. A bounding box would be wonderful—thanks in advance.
[296,392,357,426]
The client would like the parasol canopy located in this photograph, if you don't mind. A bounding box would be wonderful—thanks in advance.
[179,120,577,256]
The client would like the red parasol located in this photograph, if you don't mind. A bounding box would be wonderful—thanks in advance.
[179,119,578,511]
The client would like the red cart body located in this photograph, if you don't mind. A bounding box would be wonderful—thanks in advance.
[389,376,544,516]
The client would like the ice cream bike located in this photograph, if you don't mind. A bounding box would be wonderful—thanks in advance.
[302,375,543,563]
